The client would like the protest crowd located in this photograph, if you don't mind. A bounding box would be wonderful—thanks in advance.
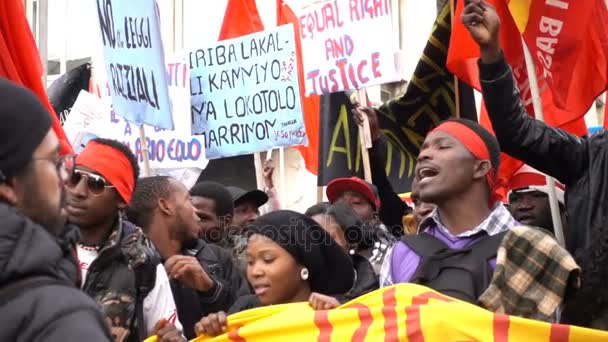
[2,0,608,341]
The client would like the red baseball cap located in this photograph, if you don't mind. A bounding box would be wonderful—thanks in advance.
[326,177,381,210]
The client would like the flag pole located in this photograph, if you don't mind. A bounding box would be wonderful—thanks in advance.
[356,89,373,183]
[521,38,566,247]
[139,125,152,177]
[450,0,461,118]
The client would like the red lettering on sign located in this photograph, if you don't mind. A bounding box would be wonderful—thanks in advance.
[549,324,570,342]
[345,303,373,342]
[405,305,424,342]
[228,327,247,342]
[493,314,510,342]
[382,287,398,341]
[313,310,333,342]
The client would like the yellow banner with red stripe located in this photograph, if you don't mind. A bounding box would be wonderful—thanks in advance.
[145,284,608,341]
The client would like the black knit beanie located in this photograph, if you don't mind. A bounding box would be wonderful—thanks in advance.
[247,210,355,296]
[0,78,52,180]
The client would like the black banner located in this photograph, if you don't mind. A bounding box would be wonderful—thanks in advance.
[318,2,476,194]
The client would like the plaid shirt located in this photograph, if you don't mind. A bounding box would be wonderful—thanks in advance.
[380,204,516,287]
[419,203,515,238]
[479,226,580,322]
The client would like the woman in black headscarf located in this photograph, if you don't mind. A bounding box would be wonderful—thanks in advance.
[195,210,355,337]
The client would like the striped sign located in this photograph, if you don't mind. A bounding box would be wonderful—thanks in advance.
[145,283,608,341]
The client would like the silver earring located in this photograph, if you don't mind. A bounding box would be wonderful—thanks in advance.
[349,249,356,255]
[300,268,309,280]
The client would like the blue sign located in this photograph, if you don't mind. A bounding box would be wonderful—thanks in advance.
[189,24,306,159]
[95,0,174,130]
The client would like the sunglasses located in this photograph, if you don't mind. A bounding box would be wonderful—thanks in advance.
[67,169,115,195]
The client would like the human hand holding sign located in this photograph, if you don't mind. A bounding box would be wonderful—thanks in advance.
[165,255,214,292]
[195,311,227,337]
[461,0,502,63]
[153,319,186,342]
[351,102,381,142]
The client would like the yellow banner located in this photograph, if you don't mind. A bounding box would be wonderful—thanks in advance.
[145,284,608,342]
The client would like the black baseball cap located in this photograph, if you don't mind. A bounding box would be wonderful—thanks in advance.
[227,186,269,208]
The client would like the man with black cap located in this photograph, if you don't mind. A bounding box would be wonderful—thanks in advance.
[0,78,111,341]
[384,119,516,305]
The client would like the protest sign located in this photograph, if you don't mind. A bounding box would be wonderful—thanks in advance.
[144,283,608,342]
[189,24,306,159]
[318,4,477,194]
[94,0,174,129]
[287,0,400,96]
[80,51,208,171]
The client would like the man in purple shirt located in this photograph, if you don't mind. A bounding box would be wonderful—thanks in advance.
[381,119,516,304]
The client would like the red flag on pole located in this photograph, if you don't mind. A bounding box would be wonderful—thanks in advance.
[0,0,73,155]
[510,0,608,116]
[277,0,321,175]
[218,0,265,40]
[447,0,589,201]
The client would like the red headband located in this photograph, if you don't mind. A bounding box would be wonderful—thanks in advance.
[431,121,500,207]
[76,141,135,203]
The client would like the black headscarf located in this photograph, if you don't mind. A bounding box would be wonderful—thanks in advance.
[0,78,52,180]
[246,210,355,296]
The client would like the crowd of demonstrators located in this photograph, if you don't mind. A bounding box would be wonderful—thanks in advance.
[66,139,181,341]
[462,0,607,327]
[4,0,608,338]
[0,78,112,341]
[195,210,355,337]
[129,176,248,340]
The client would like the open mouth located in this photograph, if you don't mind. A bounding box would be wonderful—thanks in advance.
[417,166,439,183]
[515,214,535,224]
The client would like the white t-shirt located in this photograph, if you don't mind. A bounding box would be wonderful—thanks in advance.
[77,246,183,337]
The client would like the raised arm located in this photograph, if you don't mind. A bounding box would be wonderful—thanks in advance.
[463,0,588,184]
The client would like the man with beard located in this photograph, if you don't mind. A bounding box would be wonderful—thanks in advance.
[0,78,111,341]
[66,139,181,341]
[130,176,249,340]
[507,164,567,235]
[384,119,517,304]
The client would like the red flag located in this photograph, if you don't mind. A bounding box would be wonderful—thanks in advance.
[448,0,588,201]
[0,0,73,155]
[218,0,264,40]
[278,0,321,175]
[510,0,608,116]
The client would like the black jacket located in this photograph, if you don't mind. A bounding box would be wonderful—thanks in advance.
[335,254,379,303]
[370,136,412,237]
[479,54,608,325]
[171,239,250,339]
[0,202,111,342]
[479,54,597,254]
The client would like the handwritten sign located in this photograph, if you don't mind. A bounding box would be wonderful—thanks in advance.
[189,24,306,159]
[289,0,399,95]
[94,0,174,129]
